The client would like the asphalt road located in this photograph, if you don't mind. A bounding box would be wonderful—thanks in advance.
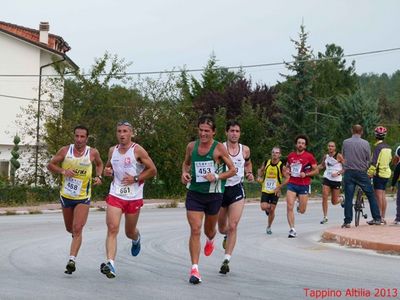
[0,200,399,300]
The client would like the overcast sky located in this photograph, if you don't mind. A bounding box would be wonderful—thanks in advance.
[2,0,400,85]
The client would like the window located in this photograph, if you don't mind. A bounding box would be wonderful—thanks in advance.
[0,161,9,177]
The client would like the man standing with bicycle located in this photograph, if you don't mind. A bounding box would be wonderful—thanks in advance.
[342,124,382,228]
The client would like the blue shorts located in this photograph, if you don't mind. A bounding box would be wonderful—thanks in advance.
[287,183,310,195]
[60,196,90,208]
[222,184,245,208]
[373,176,388,190]
[185,190,222,215]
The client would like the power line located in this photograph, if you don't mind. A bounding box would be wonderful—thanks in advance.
[0,93,52,102]
[0,47,399,78]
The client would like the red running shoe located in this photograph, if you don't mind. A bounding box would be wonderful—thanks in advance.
[204,239,214,256]
[189,267,202,284]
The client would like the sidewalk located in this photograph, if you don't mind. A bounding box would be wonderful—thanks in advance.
[322,223,400,254]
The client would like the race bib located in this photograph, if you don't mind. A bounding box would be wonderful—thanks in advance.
[194,160,215,183]
[265,179,277,191]
[63,177,83,197]
[115,184,135,197]
[290,163,302,177]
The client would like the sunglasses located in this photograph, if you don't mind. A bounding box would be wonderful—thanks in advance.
[117,121,132,128]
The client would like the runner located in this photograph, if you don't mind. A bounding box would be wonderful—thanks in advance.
[181,115,236,284]
[317,141,344,224]
[47,125,103,275]
[285,135,318,238]
[100,121,157,279]
[368,126,392,224]
[257,146,287,235]
[217,120,254,275]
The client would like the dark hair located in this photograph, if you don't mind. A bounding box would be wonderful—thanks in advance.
[74,125,89,137]
[294,134,309,146]
[226,120,241,132]
[198,114,216,130]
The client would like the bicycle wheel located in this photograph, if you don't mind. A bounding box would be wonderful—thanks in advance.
[354,188,363,227]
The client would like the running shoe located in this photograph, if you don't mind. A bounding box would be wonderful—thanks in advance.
[189,268,202,284]
[380,219,387,225]
[222,235,227,250]
[219,259,230,274]
[288,228,297,238]
[100,262,116,279]
[204,239,214,256]
[367,219,381,225]
[266,227,272,235]
[341,222,351,228]
[131,235,141,256]
[64,259,76,274]
[393,220,400,225]
[320,217,328,224]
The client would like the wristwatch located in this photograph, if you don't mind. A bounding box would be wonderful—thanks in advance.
[134,175,139,183]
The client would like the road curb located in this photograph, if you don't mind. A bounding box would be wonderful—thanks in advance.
[322,225,400,254]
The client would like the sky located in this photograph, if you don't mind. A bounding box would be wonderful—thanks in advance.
[2,0,400,86]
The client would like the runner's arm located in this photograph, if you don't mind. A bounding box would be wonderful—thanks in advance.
[92,148,104,185]
[47,147,72,176]
[103,147,114,177]
[181,142,194,184]
[243,145,254,182]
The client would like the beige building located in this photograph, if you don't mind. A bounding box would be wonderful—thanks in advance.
[0,20,77,181]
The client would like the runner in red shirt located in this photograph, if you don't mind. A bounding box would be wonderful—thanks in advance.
[285,135,318,238]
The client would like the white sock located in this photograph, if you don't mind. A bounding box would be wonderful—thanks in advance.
[132,233,141,244]
[224,254,231,261]
[69,256,76,261]
[107,259,115,267]
[192,264,199,270]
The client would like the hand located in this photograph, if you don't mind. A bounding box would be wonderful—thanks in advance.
[246,173,255,182]
[62,169,75,177]
[181,172,191,184]
[331,171,339,178]
[93,176,102,186]
[121,172,134,185]
[104,167,113,177]
[300,172,306,178]
[274,187,281,197]
[203,172,217,182]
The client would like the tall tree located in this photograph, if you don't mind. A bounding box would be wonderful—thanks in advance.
[276,24,316,153]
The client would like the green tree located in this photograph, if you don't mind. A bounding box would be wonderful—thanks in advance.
[276,24,316,153]
[10,135,21,185]
[337,89,380,140]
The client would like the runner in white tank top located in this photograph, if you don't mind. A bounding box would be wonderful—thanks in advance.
[218,121,254,275]
[100,121,157,279]
[109,143,145,201]
[317,141,344,224]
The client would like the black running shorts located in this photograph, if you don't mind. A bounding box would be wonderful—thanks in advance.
[222,183,245,208]
[185,190,223,215]
[322,178,341,189]
[261,192,279,205]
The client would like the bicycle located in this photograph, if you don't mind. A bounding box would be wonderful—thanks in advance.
[354,186,368,227]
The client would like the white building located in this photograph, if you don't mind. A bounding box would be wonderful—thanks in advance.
[0,21,77,180]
